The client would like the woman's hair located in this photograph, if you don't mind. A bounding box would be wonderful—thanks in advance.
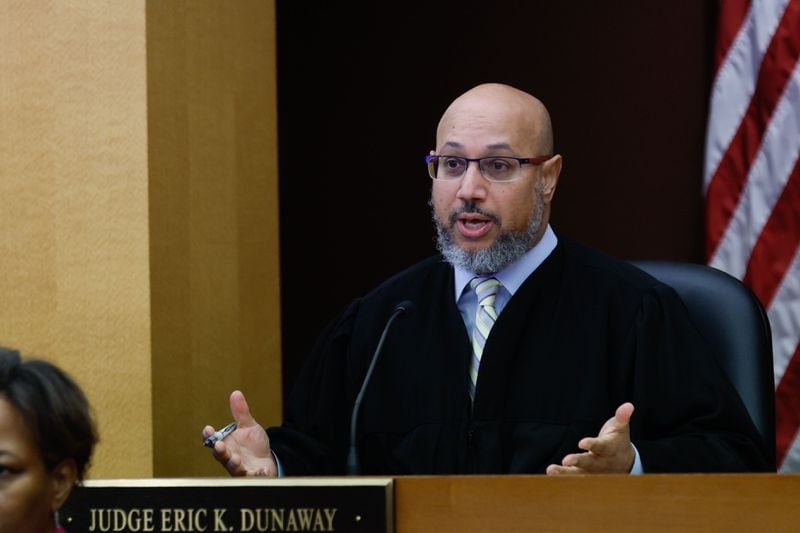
[0,347,97,480]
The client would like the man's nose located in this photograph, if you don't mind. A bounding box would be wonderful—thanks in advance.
[456,161,488,201]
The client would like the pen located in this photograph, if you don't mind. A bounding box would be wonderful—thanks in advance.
[203,421,237,447]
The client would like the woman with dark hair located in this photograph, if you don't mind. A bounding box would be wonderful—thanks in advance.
[0,347,97,533]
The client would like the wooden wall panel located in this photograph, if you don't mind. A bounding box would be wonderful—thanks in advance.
[146,0,282,476]
[0,0,280,478]
[0,1,152,476]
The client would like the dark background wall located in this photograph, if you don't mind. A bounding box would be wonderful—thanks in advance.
[276,0,718,404]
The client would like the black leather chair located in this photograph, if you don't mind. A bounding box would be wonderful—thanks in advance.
[632,261,776,466]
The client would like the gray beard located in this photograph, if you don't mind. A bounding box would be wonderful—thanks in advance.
[432,191,545,275]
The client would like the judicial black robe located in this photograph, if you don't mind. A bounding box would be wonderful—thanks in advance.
[268,237,771,474]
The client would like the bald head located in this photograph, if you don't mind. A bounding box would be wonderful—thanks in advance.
[436,83,554,155]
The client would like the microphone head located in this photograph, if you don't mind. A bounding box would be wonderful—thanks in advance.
[394,300,416,315]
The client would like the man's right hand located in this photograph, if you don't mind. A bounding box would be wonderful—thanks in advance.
[202,390,278,477]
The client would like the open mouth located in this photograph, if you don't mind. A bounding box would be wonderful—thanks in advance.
[456,214,494,238]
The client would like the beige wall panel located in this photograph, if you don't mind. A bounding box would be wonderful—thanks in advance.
[147,0,282,476]
[0,2,152,477]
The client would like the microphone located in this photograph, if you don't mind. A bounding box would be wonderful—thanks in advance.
[347,300,416,475]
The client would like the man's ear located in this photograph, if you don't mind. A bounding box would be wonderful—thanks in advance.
[540,154,563,202]
[50,458,78,512]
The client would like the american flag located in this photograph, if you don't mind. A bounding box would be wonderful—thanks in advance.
[704,0,800,471]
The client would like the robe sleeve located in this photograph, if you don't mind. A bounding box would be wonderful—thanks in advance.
[266,298,364,475]
[630,284,772,472]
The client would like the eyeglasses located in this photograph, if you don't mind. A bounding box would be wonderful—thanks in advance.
[425,155,551,183]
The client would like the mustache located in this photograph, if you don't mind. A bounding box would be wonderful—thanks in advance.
[447,201,501,226]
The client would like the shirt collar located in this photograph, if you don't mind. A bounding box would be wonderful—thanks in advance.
[454,224,558,301]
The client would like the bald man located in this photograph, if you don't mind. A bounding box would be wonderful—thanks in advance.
[204,84,770,476]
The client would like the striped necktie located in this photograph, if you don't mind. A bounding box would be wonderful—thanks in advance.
[469,277,501,402]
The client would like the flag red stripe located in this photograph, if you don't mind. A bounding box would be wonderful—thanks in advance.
[714,0,752,75]
[743,156,800,307]
[775,342,800,465]
[705,0,800,260]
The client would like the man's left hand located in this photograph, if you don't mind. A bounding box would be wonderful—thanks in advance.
[545,402,635,475]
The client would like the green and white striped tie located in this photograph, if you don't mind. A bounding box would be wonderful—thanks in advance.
[469,277,501,402]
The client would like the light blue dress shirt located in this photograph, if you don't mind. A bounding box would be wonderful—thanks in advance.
[453,224,559,327]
